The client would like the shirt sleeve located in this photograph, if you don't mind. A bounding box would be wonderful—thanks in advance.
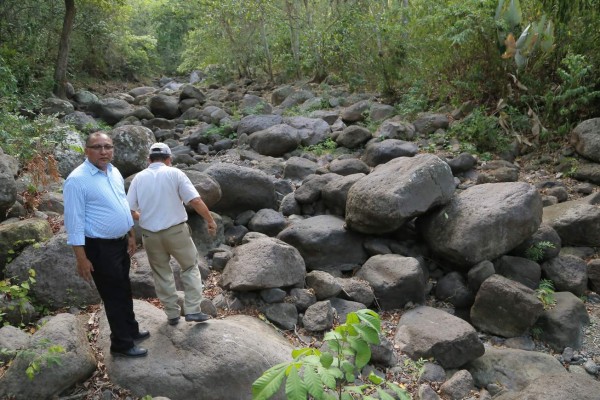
[63,178,86,246]
[127,178,139,211]
[177,170,201,204]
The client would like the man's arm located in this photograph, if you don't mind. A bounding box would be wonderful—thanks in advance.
[127,227,136,256]
[188,197,217,236]
[72,246,94,282]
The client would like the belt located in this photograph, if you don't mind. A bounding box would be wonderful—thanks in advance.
[85,234,128,242]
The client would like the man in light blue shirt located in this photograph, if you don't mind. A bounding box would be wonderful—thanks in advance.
[64,131,149,358]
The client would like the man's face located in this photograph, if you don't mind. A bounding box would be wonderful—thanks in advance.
[85,134,114,171]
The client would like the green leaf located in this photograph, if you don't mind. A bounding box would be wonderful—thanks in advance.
[285,365,308,400]
[345,312,360,325]
[304,365,325,399]
[350,338,371,369]
[368,371,384,385]
[356,309,381,332]
[292,347,316,359]
[505,0,522,28]
[377,389,396,400]
[353,324,379,345]
[318,366,337,390]
[387,382,412,400]
[252,363,287,400]
[320,352,333,368]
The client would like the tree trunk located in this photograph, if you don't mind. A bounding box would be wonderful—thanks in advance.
[53,0,75,99]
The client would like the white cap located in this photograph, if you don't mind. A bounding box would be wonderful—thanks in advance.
[149,142,171,156]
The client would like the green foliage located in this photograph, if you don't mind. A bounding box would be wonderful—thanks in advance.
[252,309,411,400]
[301,138,338,157]
[449,107,512,154]
[536,279,556,309]
[524,241,556,262]
[0,269,37,326]
[531,326,543,340]
[496,0,555,70]
[0,111,67,163]
[542,53,600,133]
[395,84,429,119]
[0,338,65,380]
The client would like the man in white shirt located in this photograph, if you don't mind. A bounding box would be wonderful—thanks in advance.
[127,142,217,325]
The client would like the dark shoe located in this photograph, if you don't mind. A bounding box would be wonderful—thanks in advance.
[110,345,148,358]
[168,317,180,326]
[133,330,150,341]
[185,312,211,323]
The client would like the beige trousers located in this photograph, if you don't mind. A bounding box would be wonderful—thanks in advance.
[141,223,203,319]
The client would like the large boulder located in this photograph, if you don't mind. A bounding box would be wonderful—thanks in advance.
[0,172,17,223]
[394,306,484,369]
[466,347,568,392]
[237,114,284,135]
[570,118,600,162]
[5,233,101,309]
[100,301,294,400]
[541,255,588,296]
[418,182,542,268]
[361,139,419,167]
[534,291,590,351]
[470,274,544,338]
[220,236,306,291]
[355,254,426,310]
[90,97,134,125]
[283,116,331,146]
[204,163,277,216]
[542,193,600,246]
[277,215,368,272]
[110,125,155,177]
[148,94,181,119]
[0,313,96,399]
[182,170,222,208]
[493,373,600,400]
[346,154,455,234]
[248,124,301,157]
[53,129,86,178]
[0,218,53,274]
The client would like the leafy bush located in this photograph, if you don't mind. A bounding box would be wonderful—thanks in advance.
[524,241,555,262]
[252,309,410,400]
[301,138,338,157]
[0,269,37,326]
[542,53,600,135]
[536,279,556,310]
[0,338,65,380]
[449,107,512,154]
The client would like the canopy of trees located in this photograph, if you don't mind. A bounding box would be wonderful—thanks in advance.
[1,0,599,136]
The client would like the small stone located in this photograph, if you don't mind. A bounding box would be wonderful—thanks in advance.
[584,360,599,375]
[562,347,574,363]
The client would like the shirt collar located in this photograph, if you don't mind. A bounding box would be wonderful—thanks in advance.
[84,158,113,175]
[149,162,166,169]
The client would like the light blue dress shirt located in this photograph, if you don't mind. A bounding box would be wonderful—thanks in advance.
[63,159,134,246]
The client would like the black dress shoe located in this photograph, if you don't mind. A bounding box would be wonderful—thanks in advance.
[110,345,148,358]
[185,312,211,322]
[133,330,150,341]
[168,317,180,326]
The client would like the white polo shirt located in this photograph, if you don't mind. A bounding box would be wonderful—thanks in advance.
[127,162,200,232]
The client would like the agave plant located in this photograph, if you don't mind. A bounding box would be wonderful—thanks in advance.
[495,0,555,69]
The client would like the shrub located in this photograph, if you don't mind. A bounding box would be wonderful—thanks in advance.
[252,309,411,400]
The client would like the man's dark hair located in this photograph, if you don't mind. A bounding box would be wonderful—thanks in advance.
[149,154,170,162]
[86,131,111,146]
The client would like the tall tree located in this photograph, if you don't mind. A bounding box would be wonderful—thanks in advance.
[53,0,76,99]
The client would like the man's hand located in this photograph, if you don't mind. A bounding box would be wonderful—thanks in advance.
[128,234,136,256]
[206,220,217,236]
[76,257,94,282]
